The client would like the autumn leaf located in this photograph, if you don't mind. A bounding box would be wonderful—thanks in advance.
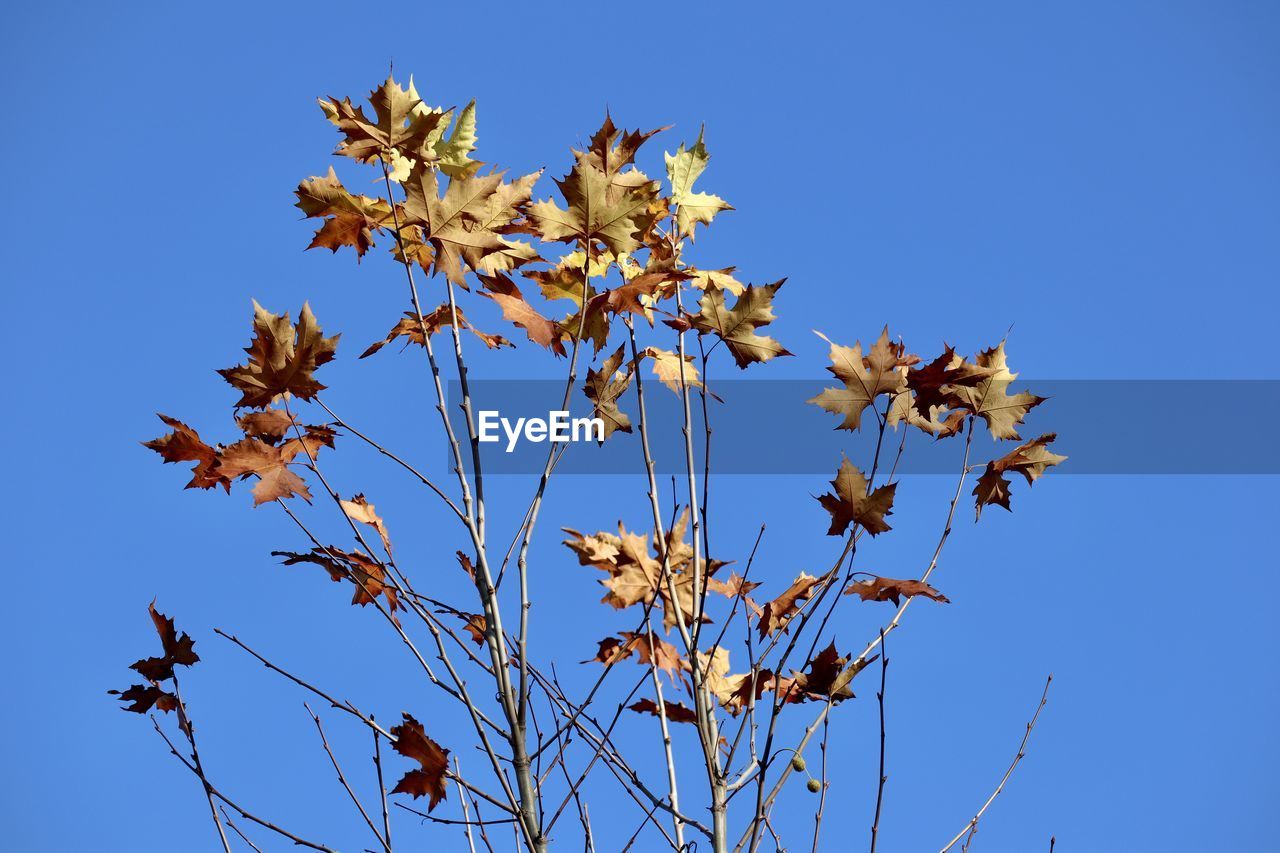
[579,114,664,177]
[236,409,298,442]
[218,301,339,409]
[690,280,790,368]
[319,76,447,165]
[642,347,705,395]
[946,342,1046,440]
[904,346,994,420]
[294,167,394,258]
[584,632,683,681]
[688,267,745,296]
[817,456,896,536]
[110,603,197,715]
[706,571,761,599]
[216,438,311,505]
[527,158,660,256]
[629,698,698,725]
[974,432,1067,518]
[478,274,567,356]
[665,127,733,238]
[360,305,512,358]
[341,493,393,555]
[582,345,633,439]
[844,576,950,606]
[399,162,539,286]
[808,328,915,430]
[273,547,400,614]
[109,683,179,714]
[144,414,229,491]
[757,572,830,638]
[390,713,450,811]
[788,642,871,703]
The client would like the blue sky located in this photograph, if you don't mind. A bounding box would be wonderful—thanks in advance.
[3,2,1278,851]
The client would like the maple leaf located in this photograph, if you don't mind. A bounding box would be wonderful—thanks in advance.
[109,683,179,714]
[642,347,705,395]
[400,163,530,286]
[144,414,229,491]
[665,128,733,239]
[974,432,1067,518]
[360,306,512,358]
[582,345,633,439]
[817,456,897,536]
[216,438,311,505]
[341,494,393,555]
[629,698,698,725]
[845,576,950,606]
[527,158,660,256]
[904,346,994,419]
[110,603,198,714]
[808,328,915,430]
[294,168,394,258]
[578,114,664,177]
[218,301,339,409]
[688,267,746,296]
[885,390,967,438]
[129,601,200,682]
[478,274,567,356]
[690,280,791,368]
[946,342,1046,440]
[788,642,871,703]
[757,572,829,638]
[319,76,447,165]
[707,571,761,599]
[236,409,298,442]
[390,713,450,811]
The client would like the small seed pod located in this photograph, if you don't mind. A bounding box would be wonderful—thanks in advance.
[791,755,807,772]
[807,777,822,793]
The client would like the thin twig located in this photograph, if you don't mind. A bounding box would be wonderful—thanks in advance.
[937,675,1054,853]
[870,629,889,853]
[305,703,389,852]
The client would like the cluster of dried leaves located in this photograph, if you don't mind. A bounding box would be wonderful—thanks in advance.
[120,74,1066,853]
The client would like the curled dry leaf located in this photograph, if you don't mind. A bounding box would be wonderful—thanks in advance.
[756,572,831,639]
[478,274,567,356]
[629,698,699,725]
[360,306,512,359]
[844,576,950,606]
[340,493,393,555]
[974,432,1067,518]
[582,344,633,440]
[389,713,450,812]
[144,414,229,491]
[273,547,400,616]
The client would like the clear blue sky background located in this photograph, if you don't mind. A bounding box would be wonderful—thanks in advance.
[3,2,1277,851]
